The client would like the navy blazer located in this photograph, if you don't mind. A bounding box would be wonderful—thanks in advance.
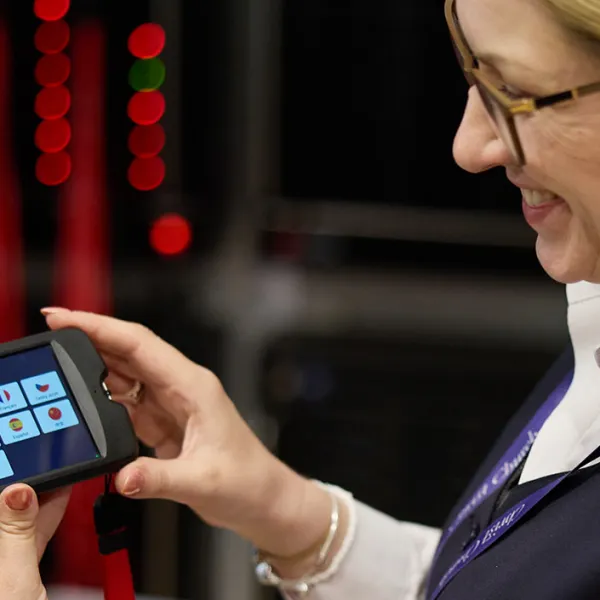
[429,345,600,599]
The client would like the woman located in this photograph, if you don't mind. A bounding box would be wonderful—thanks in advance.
[15,0,600,597]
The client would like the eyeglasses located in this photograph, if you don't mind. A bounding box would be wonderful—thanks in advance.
[445,0,600,165]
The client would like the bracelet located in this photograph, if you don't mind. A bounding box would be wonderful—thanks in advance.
[254,487,339,595]
[254,483,356,596]
[257,502,334,565]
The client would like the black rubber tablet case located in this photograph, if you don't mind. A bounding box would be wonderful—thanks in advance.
[0,327,139,493]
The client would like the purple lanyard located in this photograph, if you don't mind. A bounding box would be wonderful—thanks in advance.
[427,370,577,600]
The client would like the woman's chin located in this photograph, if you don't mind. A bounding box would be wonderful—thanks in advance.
[535,237,590,284]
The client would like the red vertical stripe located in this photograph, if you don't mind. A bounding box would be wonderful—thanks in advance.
[54,20,110,313]
[51,20,110,589]
[0,20,25,343]
[104,550,136,600]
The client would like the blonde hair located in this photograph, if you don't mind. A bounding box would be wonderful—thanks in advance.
[546,0,600,42]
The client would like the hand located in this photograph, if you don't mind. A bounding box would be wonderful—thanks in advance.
[42,309,332,559]
[0,484,71,600]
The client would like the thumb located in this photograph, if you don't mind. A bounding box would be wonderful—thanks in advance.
[0,485,42,586]
[115,457,196,504]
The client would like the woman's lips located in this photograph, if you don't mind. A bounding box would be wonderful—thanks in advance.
[521,193,566,228]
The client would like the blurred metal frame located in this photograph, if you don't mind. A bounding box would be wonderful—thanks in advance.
[195,0,284,597]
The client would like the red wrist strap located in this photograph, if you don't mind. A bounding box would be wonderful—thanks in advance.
[103,549,136,600]
[95,477,136,600]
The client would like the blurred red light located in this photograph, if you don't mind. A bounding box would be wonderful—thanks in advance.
[35,118,71,153]
[36,151,71,186]
[35,53,70,87]
[127,91,165,125]
[128,24,166,59]
[128,124,165,158]
[34,0,70,22]
[35,85,71,119]
[34,20,70,53]
[128,156,166,191]
[150,214,192,256]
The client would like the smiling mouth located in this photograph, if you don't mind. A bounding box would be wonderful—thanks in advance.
[522,189,564,208]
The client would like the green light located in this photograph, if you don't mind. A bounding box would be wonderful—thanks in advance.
[129,58,165,92]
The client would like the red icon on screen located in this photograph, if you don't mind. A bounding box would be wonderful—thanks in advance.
[36,384,50,393]
[0,390,10,403]
[9,419,23,432]
[48,407,62,421]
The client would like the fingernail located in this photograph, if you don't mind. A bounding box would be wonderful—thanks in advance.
[122,471,143,496]
[41,307,68,316]
[6,488,32,511]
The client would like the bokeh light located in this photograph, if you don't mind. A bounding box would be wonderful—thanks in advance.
[127,90,165,125]
[36,151,71,186]
[129,58,166,92]
[128,156,166,191]
[34,20,70,54]
[128,24,166,193]
[149,214,192,256]
[34,0,70,22]
[128,24,166,59]
[128,124,166,158]
[35,85,71,119]
[35,118,71,152]
[35,53,70,87]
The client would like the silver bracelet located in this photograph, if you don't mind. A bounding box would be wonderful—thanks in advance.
[254,490,339,596]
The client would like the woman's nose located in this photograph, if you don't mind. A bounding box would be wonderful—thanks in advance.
[453,86,513,173]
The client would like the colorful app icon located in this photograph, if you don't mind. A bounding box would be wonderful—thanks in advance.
[0,383,27,415]
[0,451,14,480]
[48,407,62,421]
[34,399,79,434]
[0,410,40,445]
[20,372,66,405]
[8,418,22,431]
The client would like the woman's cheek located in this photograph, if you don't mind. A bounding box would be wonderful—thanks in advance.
[520,111,600,190]
[538,105,600,163]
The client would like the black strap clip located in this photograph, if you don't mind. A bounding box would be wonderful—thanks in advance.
[93,476,133,556]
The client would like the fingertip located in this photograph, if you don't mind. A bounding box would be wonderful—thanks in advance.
[2,485,35,512]
[116,466,144,497]
[40,307,70,317]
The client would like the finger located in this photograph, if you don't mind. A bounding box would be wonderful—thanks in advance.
[102,352,138,382]
[36,486,71,560]
[115,457,197,504]
[42,308,189,371]
[42,309,144,356]
[0,485,40,573]
[127,408,183,454]
[105,369,136,396]
[42,308,198,389]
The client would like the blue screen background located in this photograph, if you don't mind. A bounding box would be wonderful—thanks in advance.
[0,345,98,485]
